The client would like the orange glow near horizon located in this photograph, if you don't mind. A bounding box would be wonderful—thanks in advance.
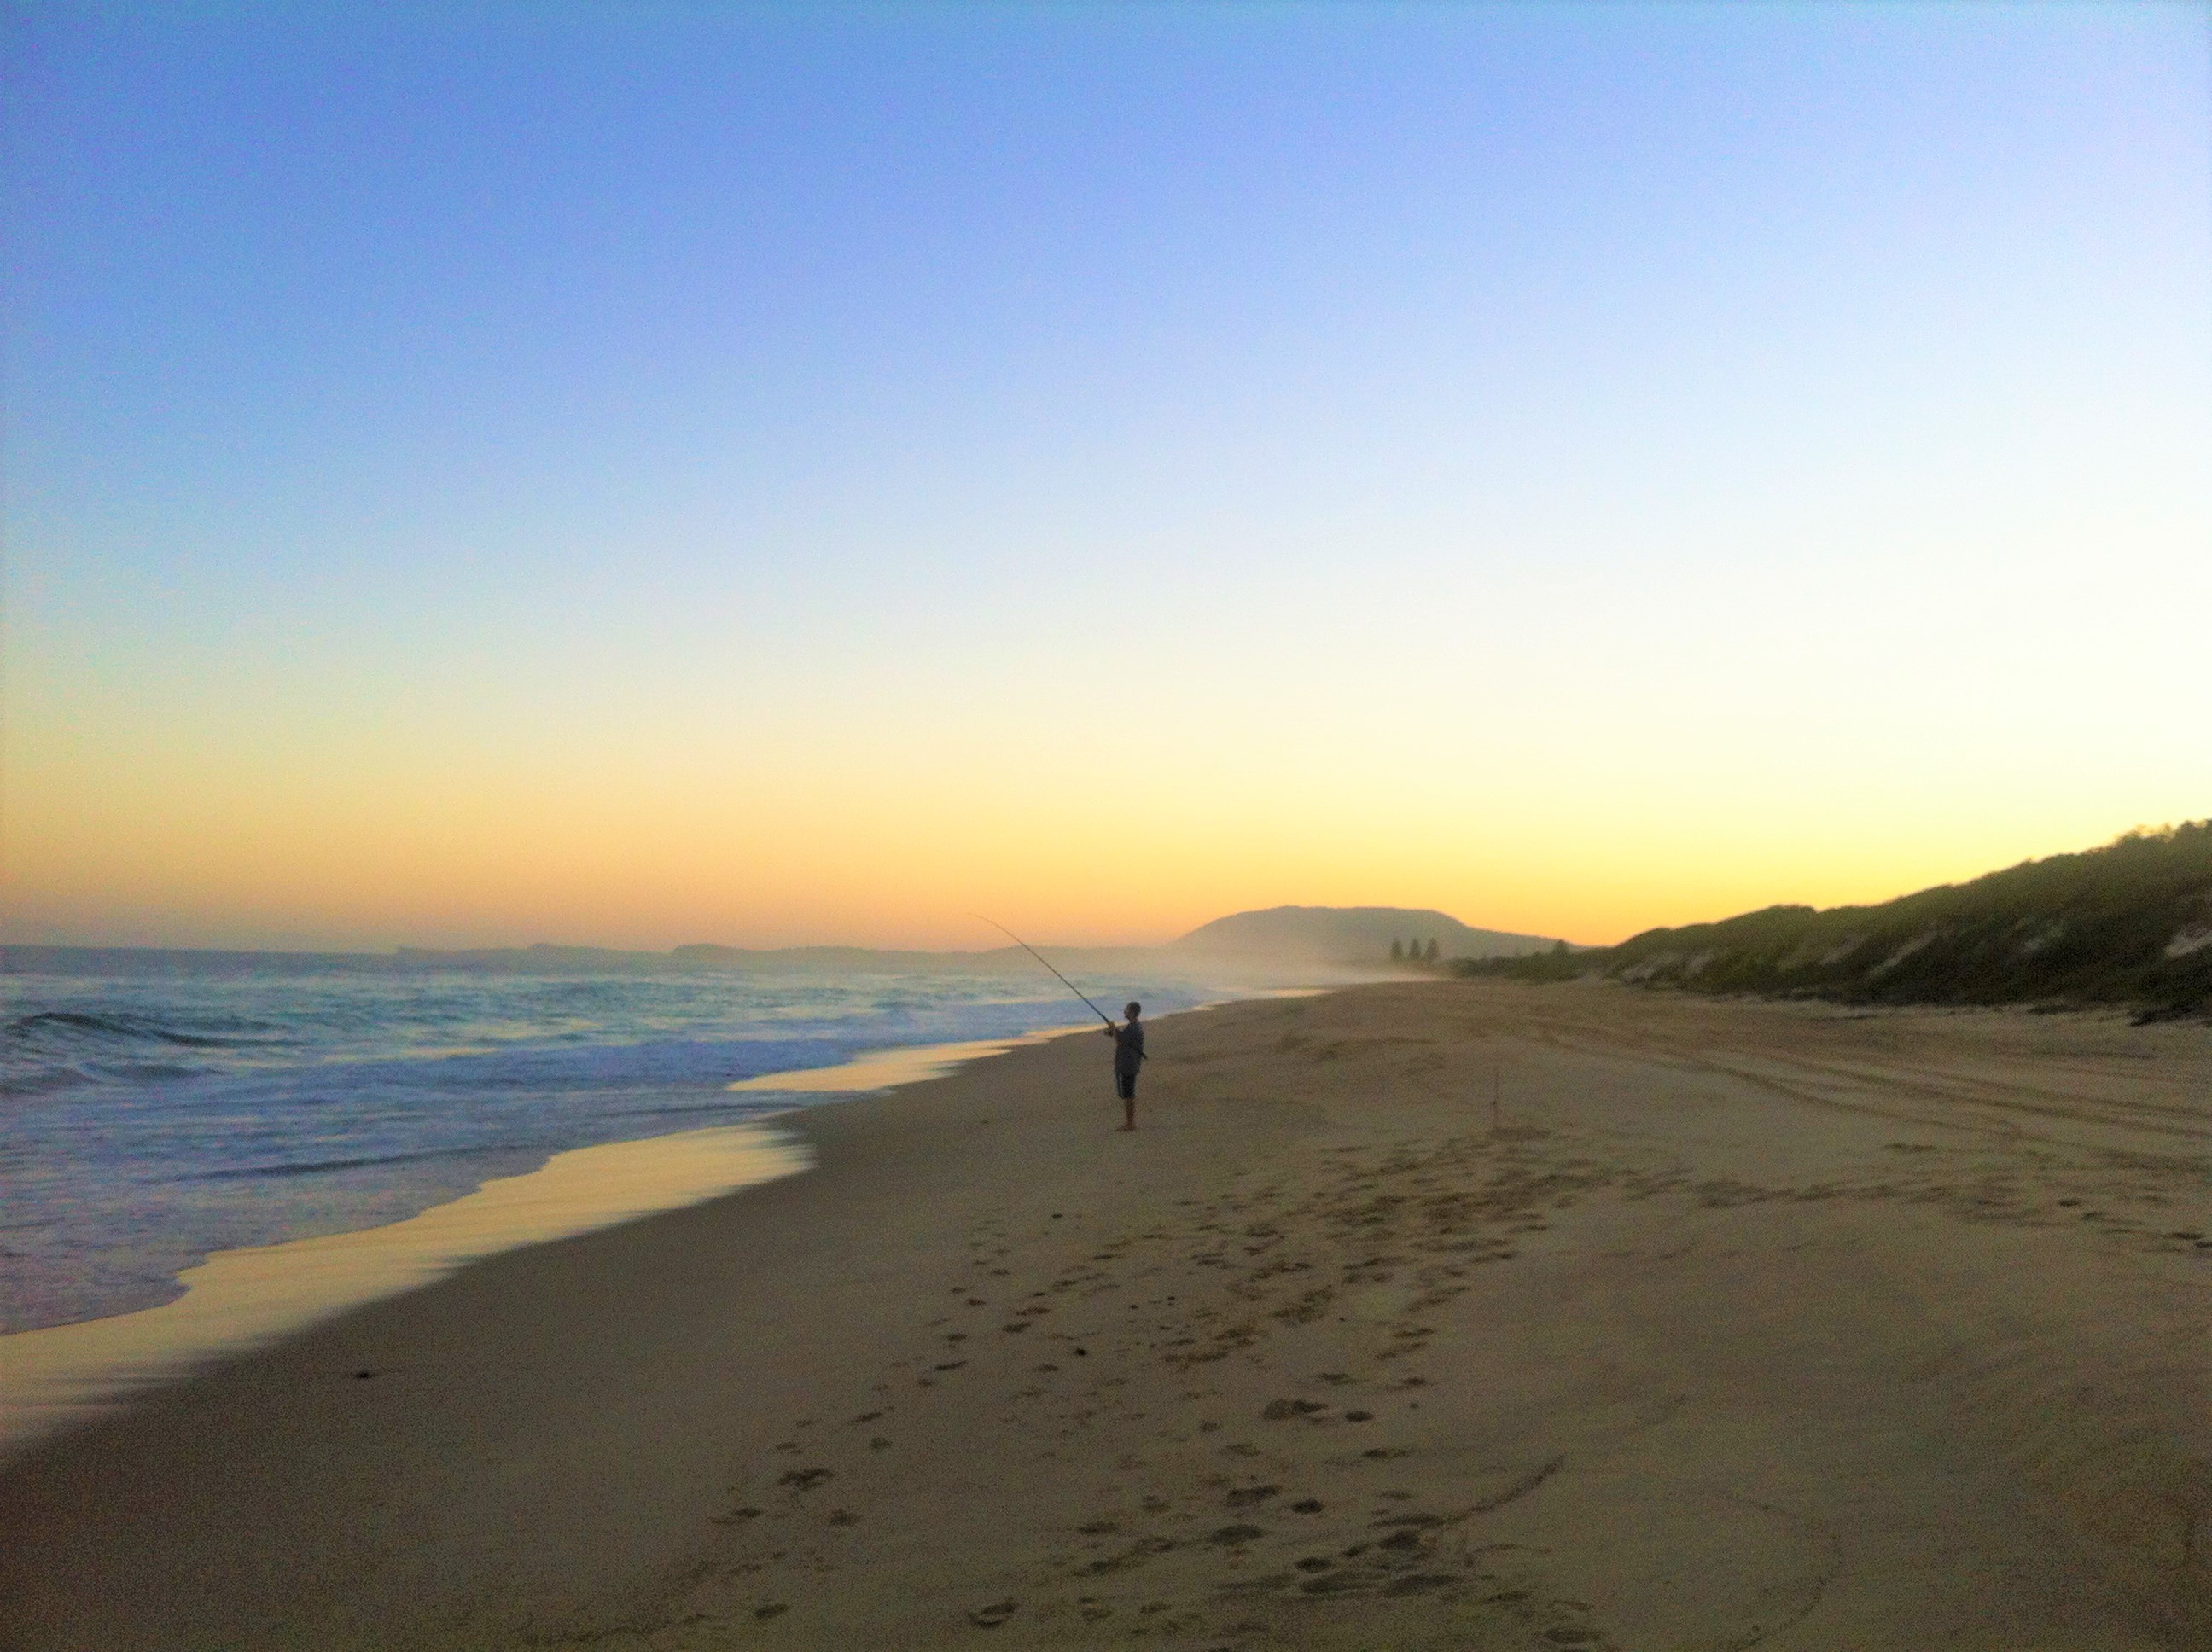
[5,684,2198,951]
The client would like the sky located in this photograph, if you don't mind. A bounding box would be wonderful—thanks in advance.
[3,1,2208,951]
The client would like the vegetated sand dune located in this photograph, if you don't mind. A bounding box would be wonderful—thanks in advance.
[2,981,2205,1649]
[1584,819,2212,1011]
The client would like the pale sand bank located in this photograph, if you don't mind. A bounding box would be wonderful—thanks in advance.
[1,981,2205,1649]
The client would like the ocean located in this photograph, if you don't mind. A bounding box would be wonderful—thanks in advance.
[0,953,1231,1339]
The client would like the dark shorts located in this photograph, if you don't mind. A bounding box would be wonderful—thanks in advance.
[1116,1072,1138,1102]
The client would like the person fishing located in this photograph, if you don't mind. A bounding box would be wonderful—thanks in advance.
[1105,1001,1145,1130]
[970,916,1148,1131]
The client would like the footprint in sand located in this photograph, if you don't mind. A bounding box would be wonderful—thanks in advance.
[1388,1574,1458,1597]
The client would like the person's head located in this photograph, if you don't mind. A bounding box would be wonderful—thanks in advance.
[1125,1001,1142,1021]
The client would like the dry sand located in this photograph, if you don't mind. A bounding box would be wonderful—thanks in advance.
[1,980,2205,1650]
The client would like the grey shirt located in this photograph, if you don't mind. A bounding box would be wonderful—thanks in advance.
[1112,1020,1146,1077]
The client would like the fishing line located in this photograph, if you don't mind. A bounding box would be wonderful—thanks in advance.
[969,914,1115,1027]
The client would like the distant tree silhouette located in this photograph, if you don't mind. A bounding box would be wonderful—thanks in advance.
[1389,939,1404,963]
[1424,938,1440,963]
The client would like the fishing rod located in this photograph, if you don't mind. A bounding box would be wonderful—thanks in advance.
[970,914,1115,1027]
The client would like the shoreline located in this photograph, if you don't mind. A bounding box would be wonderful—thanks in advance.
[3,980,2203,1649]
[0,1020,1103,1462]
[3,952,1282,1351]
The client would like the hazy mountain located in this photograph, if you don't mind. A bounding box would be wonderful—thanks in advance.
[3,940,1200,980]
[1172,905,1557,966]
[6,909,1562,980]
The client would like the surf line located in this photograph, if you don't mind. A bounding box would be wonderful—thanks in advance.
[969,914,1115,1027]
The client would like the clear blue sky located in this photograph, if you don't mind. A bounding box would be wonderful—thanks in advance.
[5,2,2208,949]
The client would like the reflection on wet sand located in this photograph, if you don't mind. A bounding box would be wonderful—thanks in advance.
[725,1023,1092,1094]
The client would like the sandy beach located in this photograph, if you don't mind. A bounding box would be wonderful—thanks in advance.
[2,979,2206,1650]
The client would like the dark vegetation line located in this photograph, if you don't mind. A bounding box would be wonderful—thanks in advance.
[1454,822,2212,1020]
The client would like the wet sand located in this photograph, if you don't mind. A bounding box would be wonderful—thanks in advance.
[1,980,2205,1649]
[0,1123,812,1459]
